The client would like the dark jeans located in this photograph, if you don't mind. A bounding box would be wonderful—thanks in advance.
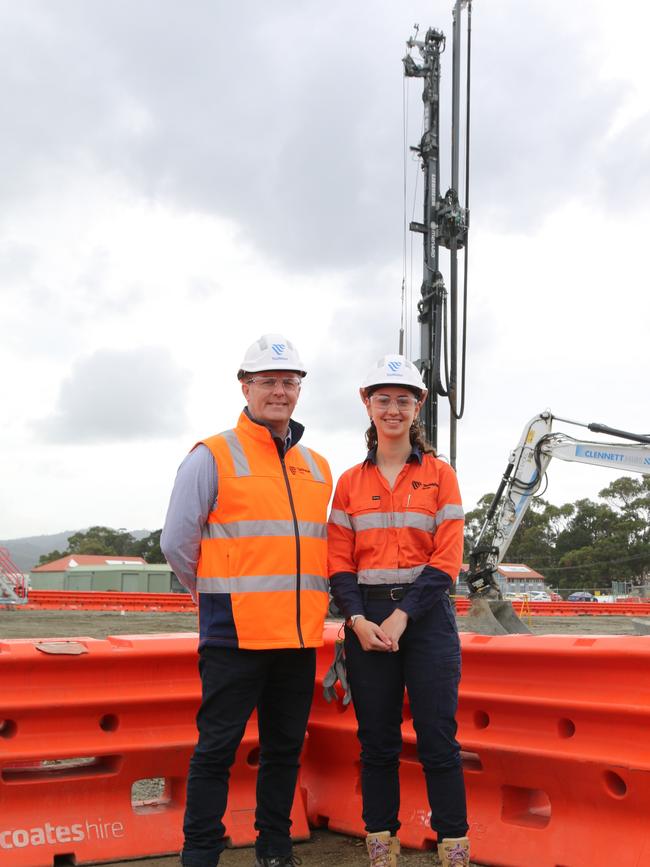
[345,590,468,841]
[182,646,316,867]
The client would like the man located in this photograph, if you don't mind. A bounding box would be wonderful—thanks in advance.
[161,334,332,867]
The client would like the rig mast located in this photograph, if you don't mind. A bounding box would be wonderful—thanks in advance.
[403,1,471,465]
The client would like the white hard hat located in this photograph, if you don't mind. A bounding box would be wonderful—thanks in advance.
[238,333,307,378]
[360,354,427,396]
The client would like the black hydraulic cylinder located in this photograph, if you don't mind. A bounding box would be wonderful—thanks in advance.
[587,423,650,445]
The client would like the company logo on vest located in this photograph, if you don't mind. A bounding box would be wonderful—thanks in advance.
[0,818,125,849]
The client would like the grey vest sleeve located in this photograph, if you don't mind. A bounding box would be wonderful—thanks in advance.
[160,444,218,602]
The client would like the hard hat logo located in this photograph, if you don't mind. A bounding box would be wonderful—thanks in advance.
[360,353,427,398]
[238,333,307,378]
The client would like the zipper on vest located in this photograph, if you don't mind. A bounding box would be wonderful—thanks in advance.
[279,453,305,648]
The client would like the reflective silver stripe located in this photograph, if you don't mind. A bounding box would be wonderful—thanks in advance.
[350,511,435,533]
[350,513,386,531]
[328,509,352,530]
[219,429,251,477]
[297,444,325,482]
[197,574,329,593]
[357,565,427,585]
[403,512,435,531]
[435,504,465,526]
[202,520,326,539]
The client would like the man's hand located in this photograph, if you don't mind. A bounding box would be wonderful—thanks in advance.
[351,616,393,652]
[379,609,409,651]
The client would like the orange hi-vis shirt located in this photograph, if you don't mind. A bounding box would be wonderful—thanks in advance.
[328,451,464,603]
[198,411,332,649]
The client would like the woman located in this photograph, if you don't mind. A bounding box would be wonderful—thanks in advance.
[328,354,470,867]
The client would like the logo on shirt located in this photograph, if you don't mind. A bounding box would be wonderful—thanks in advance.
[412,480,438,490]
[288,465,310,476]
[371,495,381,501]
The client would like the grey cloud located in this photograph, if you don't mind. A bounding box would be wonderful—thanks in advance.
[598,112,650,211]
[39,346,190,443]
[467,3,624,230]
[0,1,634,269]
[299,283,401,432]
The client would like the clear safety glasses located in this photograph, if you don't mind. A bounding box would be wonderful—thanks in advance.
[246,376,302,392]
[369,394,418,411]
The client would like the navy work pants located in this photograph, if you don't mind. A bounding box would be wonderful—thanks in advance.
[344,590,468,841]
[182,645,316,867]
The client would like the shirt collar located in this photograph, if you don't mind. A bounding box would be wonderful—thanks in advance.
[243,407,304,453]
[364,444,423,465]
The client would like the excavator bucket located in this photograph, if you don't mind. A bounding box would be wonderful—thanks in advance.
[464,596,532,635]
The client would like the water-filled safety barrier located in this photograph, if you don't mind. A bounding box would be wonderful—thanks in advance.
[2,625,650,865]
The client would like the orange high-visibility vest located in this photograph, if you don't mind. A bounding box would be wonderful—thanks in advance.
[198,412,332,649]
[328,453,464,585]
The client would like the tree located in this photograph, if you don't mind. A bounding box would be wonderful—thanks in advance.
[38,526,167,566]
[463,476,650,591]
[129,530,165,564]
[65,526,136,556]
[38,549,66,566]
[463,493,495,555]
[464,493,570,571]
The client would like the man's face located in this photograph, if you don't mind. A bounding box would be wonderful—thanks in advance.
[241,369,302,435]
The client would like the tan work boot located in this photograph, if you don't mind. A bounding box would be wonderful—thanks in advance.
[437,836,470,867]
[365,831,400,867]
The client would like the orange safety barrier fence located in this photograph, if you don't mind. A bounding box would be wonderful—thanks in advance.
[0,633,308,866]
[302,623,650,867]
[4,627,650,866]
[452,598,650,617]
[24,590,195,612]
[22,590,650,616]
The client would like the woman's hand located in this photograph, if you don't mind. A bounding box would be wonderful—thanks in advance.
[351,617,394,652]
[379,609,409,651]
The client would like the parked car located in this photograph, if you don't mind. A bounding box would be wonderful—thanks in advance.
[567,591,598,602]
[528,591,551,602]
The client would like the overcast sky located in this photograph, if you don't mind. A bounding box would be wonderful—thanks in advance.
[1,0,649,539]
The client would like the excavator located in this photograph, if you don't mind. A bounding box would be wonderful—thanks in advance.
[462,410,650,634]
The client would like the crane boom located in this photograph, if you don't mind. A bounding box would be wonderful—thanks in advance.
[466,411,650,598]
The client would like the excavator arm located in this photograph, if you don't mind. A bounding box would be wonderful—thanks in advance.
[463,411,650,632]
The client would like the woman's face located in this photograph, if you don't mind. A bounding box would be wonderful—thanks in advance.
[365,386,422,443]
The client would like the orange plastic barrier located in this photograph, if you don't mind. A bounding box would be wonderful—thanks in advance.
[22,591,650,616]
[453,597,650,617]
[25,590,195,612]
[303,623,650,867]
[0,634,308,866]
[5,626,650,866]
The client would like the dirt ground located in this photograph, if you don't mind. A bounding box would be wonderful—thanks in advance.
[1,607,645,867]
[0,607,644,640]
[99,831,449,867]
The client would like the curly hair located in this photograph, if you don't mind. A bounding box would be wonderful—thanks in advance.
[365,418,436,455]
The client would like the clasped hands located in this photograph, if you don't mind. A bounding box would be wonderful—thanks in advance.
[351,609,408,652]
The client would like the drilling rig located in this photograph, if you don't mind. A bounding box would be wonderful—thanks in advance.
[403,0,472,467]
